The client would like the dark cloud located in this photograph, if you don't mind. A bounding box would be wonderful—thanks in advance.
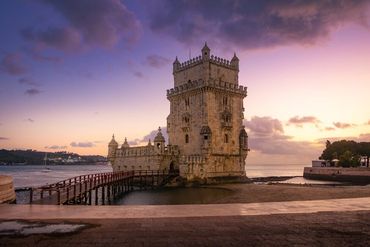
[244,116,319,155]
[22,0,141,52]
[45,145,68,149]
[25,118,34,123]
[25,88,41,96]
[18,77,39,86]
[333,122,355,129]
[0,53,27,75]
[0,137,9,140]
[30,51,62,63]
[21,26,82,52]
[244,116,283,136]
[145,55,171,68]
[147,0,370,50]
[288,116,320,127]
[317,133,370,143]
[126,127,168,146]
[70,141,95,148]
[133,71,144,78]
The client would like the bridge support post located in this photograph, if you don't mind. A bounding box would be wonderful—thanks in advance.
[102,186,105,205]
[95,187,98,205]
[29,188,33,204]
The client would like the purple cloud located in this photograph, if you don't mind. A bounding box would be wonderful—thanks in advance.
[70,141,95,148]
[333,122,355,129]
[244,116,319,155]
[133,71,144,78]
[125,127,168,146]
[0,137,9,140]
[25,118,34,123]
[317,133,370,143]
[145,55,171,68]
[22,0,141,52]
[18,77,39,86]
[0,53,27,75]
[288,116,320,127]
[244,116,284,136]
[45,145,68,149]
[147,0,370,50]
[25,88,41,96]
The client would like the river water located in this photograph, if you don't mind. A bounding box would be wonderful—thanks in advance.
[0,163,307,188]
[0,163,315,205]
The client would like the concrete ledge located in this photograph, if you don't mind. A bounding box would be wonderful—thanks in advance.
[303,167,370,184]
[0,175,16,204]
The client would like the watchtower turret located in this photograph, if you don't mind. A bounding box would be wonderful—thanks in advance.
[108,134,118,162]
[154,127,165,153]
[201,42,210,61]
[173,56,180,73]
[231,52,239,70]
[121,137,130,149]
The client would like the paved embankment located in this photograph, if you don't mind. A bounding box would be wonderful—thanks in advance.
[2,197,370,219]
[2,198,370,246]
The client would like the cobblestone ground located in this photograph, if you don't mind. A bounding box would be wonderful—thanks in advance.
[1,211,370,247]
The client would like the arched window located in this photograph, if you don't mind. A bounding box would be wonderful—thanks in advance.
[185,97,190,107]
[185,134,189,143]
[223,96,228,106]
[224,134,229,143]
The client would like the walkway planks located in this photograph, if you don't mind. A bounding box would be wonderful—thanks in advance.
[29,170,178,205]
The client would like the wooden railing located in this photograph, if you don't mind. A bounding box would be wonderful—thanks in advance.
[29,170,179,205]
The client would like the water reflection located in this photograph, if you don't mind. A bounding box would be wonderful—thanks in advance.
[114,187,233,205]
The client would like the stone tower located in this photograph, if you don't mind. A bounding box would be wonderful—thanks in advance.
[166,43,249,180]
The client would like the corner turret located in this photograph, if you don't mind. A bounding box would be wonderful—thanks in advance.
[231,52,239,70]
[154,127,165,153]
[201,42,210,60]
[122,137,130,149]
[108,134,118,163]
[173,56,180,73]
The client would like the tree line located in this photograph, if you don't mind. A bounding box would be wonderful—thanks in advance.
[320,140,370,167]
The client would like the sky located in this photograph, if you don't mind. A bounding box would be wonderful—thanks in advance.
[0,0,369,165]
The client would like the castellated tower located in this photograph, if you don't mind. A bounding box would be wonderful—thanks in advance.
[167,43,249,180]
[108,43,248,182]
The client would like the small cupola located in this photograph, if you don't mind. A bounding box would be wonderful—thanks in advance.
[121,137,130,149]
[108,134,118,147]
[154,127,165,143]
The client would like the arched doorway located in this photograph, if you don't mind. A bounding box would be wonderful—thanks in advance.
[169,162,175,172]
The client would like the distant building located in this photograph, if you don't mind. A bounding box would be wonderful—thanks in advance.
[108,43,249,181]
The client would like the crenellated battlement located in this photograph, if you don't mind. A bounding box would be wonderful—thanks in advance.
[114,143,180,158]
[175,56,203,72]
[167,78,247,98]
[109,43,248,181]
[174,54,238,73]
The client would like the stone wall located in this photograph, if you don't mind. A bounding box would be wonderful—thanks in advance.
[0,175,16,204]
[303,167,370,184]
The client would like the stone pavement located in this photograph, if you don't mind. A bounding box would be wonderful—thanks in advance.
[2,197,370,219]
[1,198,370,246]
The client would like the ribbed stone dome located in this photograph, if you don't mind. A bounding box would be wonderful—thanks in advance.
[154,127,165,142]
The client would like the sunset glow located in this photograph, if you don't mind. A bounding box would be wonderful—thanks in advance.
[0,0,369,164]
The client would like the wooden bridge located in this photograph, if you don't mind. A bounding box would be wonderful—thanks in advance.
[29,170,179,205]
